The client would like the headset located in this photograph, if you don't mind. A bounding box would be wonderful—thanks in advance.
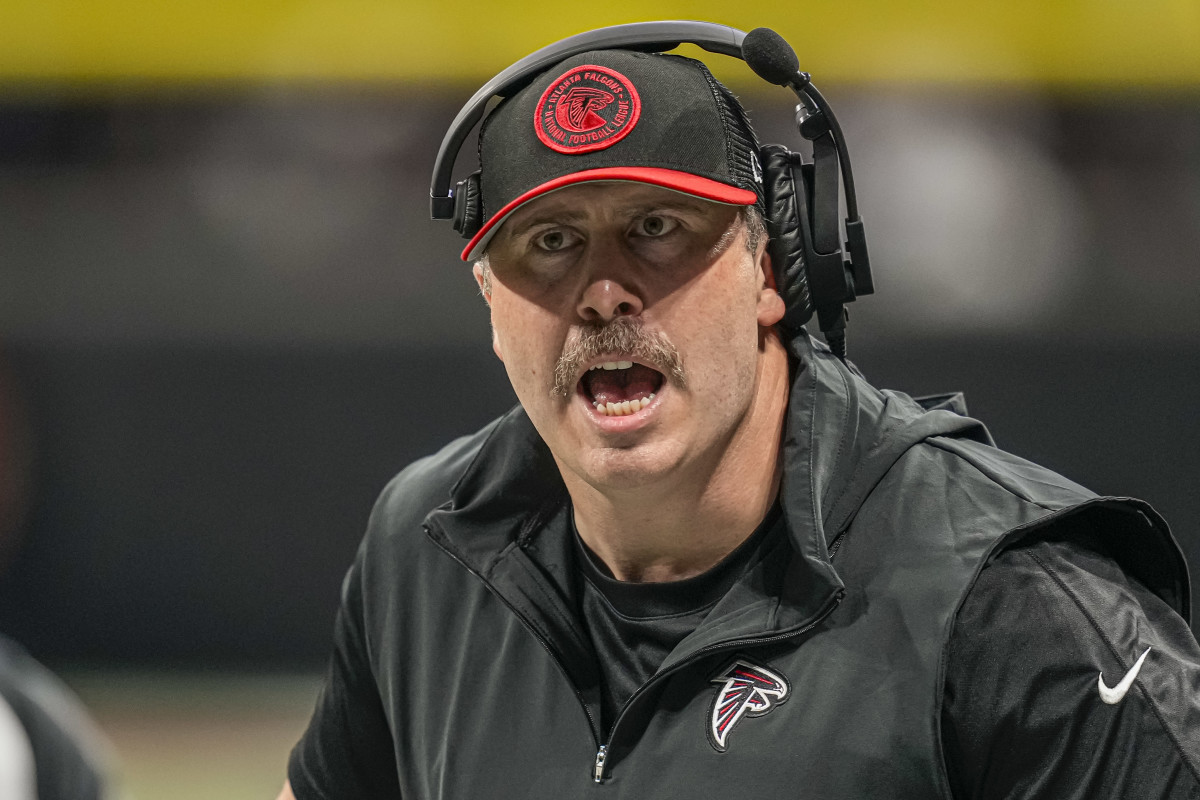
[429,21,873,359]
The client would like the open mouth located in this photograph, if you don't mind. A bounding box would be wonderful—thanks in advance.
[578,360,665,417]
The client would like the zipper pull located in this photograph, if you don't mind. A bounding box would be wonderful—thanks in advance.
[593,745,608,783]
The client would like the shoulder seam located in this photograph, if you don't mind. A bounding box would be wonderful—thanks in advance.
[923,438,1059,513]
[1026,547,1200,786]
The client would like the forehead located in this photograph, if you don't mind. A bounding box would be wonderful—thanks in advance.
[496,182,730,237]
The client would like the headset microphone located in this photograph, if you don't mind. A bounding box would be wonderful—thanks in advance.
[743,27,874,358]
[741,27,803,88]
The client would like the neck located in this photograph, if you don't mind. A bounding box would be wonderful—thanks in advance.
[565,332,790,583]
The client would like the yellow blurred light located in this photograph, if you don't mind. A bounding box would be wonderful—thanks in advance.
[1,0,1198,87]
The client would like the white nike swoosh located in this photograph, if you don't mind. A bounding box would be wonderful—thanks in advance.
[1098,646,1152,705]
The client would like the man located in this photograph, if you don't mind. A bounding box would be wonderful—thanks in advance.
[283,32,1200,799]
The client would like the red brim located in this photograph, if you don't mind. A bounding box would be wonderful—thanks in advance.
[460,167,757,261]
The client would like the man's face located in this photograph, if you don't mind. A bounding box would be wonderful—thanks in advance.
[477,182,786,494]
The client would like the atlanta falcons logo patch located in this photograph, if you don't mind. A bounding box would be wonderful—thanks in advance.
[534,64,640,154]
[707,658,790,752]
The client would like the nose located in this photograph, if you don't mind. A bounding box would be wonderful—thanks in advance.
[575,243,645,323]
[577,278,644,323]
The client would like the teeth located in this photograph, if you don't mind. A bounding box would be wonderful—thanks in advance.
[593,394,656,416]
[590,360,635,371]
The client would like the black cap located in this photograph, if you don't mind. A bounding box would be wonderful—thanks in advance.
[462,49,763,260]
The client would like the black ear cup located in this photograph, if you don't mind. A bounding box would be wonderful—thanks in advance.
[760,144,815,330]
[452,171,483,238]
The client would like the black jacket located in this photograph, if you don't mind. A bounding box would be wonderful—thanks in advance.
[290,332,1194,798]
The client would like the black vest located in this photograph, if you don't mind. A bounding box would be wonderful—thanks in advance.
[352,333,1186,798]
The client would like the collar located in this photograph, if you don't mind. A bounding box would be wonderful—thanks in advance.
[424,329,989,648]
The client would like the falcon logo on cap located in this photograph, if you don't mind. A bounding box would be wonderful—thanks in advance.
[708,658,790,752]
[535,65,641,154]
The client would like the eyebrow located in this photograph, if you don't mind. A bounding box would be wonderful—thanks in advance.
[506,207,590,239]
[504,194,715,241]
[624,197,711,217]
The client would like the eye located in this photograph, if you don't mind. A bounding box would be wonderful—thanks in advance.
[636,214,677,238]
[534,229,576,252]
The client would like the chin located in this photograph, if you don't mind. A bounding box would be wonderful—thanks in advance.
[573,441,685,492]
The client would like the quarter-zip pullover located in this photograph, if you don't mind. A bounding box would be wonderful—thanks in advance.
[289,332,1195,798]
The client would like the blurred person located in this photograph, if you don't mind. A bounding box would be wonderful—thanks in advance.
[0,345,114,798]
[282,22,1200,799]
[0,635,114,800]
[0,689,36,800]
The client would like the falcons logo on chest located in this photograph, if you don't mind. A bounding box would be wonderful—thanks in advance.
[707,658,790,752]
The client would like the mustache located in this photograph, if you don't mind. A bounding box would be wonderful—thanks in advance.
[551,317,686,398]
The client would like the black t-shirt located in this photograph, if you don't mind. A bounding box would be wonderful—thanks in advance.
[573,504,785,735]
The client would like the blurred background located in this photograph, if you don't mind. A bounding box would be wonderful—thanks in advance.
[0,1,1197,796]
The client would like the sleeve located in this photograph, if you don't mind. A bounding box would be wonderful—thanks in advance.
[941,522,1200,800]
[288,550,403,800]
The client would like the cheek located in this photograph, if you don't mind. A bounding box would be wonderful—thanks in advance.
[683,270,766,391]
[707,312,761,387]
[684,265,764,341]
[490,296,562,390]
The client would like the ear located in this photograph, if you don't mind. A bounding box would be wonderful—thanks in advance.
[472,262,492,305]
[472,263,505,361]
[755,247,786,327]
